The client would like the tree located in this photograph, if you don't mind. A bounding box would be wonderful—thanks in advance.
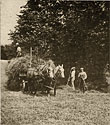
[9,0,76,57]
[9,0,109,89]
[1,44,16,60]
[1,45,7,60]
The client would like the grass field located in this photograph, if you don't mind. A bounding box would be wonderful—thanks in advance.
[1,60,110,125]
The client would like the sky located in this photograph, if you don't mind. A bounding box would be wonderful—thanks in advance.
[1,0,27,45]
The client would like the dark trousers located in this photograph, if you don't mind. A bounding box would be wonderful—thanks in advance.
[79,78,87,93]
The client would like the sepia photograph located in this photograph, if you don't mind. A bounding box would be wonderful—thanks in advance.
[1,0,110,125]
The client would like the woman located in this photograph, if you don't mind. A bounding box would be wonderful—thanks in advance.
[67,67,76,90]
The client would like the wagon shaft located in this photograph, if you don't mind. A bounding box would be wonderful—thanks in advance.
[44,85,54,90]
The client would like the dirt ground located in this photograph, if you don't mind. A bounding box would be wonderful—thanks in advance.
[1,60,110,125]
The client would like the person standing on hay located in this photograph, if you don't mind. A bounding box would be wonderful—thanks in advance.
[16,43,22,57]
[67,67,76,91]
[78,68,87,93]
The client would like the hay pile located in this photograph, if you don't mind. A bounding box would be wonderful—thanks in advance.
[6,55,55,91]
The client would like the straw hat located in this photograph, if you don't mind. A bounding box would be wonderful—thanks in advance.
[80,67,84,70]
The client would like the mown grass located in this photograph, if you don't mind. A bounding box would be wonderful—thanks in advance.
[2,87,110,125]
[1,60,110,125]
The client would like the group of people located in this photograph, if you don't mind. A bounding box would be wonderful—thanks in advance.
[67,67,87,93]
[16,43,88,93]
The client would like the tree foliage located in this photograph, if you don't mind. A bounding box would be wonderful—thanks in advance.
[1,44,16,60]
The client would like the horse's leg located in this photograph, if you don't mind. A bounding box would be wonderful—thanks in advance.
[27,79,30,94]
[34,81,38,96]
[32,81,35,95]
[54,86,56,96]
[28,79,33,95]
[32,80,35,95]
[41,84,44,93]
[24,81,28,93]
[31,79,36,95]
[34,85,37,96]
[53,82,57,96]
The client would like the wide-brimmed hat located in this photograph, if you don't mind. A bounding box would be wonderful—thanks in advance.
[80,67,84,70]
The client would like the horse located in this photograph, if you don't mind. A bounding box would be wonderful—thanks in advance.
[21,66,48,94]
[44,64,65,96]
[20,64,65,96]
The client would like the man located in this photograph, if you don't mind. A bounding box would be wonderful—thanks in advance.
[78,68,87,93]
[16,43,22,57]
[67,67,76,90]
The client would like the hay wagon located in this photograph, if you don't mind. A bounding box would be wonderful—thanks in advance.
[19,67,52,94]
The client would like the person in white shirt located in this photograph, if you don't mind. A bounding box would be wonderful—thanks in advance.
[67,67,76,90]
[16,43,22,57]
[78,68,87,93]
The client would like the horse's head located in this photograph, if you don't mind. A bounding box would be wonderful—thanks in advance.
[56,64,65,78]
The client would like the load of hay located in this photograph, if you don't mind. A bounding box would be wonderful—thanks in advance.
[6,55,55,91]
